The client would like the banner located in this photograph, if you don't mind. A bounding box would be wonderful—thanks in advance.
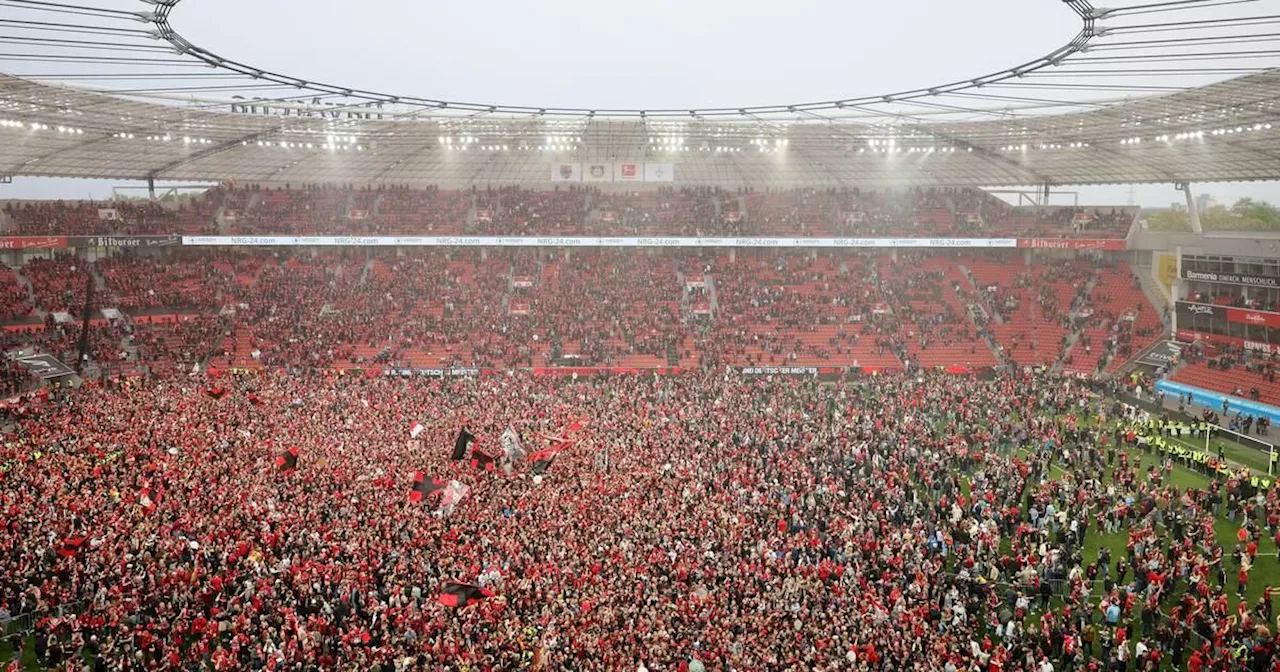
[14,354,74,379]
[1175,328,1279,355]
[1183,301,1280,329]
[1176,301,1220,320]
[1246,340,1280,354]
[1137,340,1184,367]
[348,209,369,220]
[97,208,119,221]
[70,235,179,248]
[739,366,819,375]
[181,235,1022,248]
[0,236,66,250]
[1155,379,1280,425]
[615,162,643,182]
[531,366,684,376]
[512,277,534,288]
[1017,238,1127,251]
[1182,269,1279,288]
[644,162,674,182]
[1226,306,1280,329]
[583,163,612,182]
[551,162,672,183]
[438,480,470,515]
[382,367,480,378]
[550,163,582,183]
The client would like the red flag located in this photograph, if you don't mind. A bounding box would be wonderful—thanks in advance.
[57,536,88,558]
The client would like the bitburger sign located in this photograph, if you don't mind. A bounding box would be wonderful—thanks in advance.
[69,235,181,248]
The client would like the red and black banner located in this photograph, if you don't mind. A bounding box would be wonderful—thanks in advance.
[528,442,570,475]
[204,386,228,399]
[438,582,492,608]
[409,471,445,503]
[470,450,497,472]
[452,428,475,461]
[275,446,299,472]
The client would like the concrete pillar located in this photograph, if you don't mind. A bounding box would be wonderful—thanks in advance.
[1042,183,1051,205]
[147,176,156,200]
[1178,183,1203,234]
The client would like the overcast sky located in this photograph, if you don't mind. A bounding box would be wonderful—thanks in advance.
[3,0,1279,206]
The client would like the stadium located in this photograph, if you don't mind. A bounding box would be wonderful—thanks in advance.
[1,0,1280,669]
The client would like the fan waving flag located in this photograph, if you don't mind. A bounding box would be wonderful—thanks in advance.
[204,386,228,400]
[275,446,299,472]
[409,471,445,503]
[438,581,493,608]
[451,428,475,461]
[410,422,426,440]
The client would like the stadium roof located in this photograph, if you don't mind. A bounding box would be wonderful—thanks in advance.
[2,0,1280,188]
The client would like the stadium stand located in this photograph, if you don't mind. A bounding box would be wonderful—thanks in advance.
[4,189,1138,239]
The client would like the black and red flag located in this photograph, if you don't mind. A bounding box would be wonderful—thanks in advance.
[451,428,475,461]
[247,392,262,406]
[438,581,493,608]
[204,386,228,400]
[409,471,445,503]
[470,450,497,473]
[274,446,299,472]
[528,440,572,475]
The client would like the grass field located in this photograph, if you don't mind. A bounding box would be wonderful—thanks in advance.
[1006,426,1280,671]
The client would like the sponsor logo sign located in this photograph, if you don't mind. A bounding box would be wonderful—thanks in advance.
[0,236,66,250]
[1183,269,1279,287]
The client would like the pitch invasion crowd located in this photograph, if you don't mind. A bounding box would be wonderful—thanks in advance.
[2,371,1279,671]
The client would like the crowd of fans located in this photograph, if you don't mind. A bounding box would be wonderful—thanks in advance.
[0,249,1169,378]
[4,188,1137,239]
[1,370,1278,671]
